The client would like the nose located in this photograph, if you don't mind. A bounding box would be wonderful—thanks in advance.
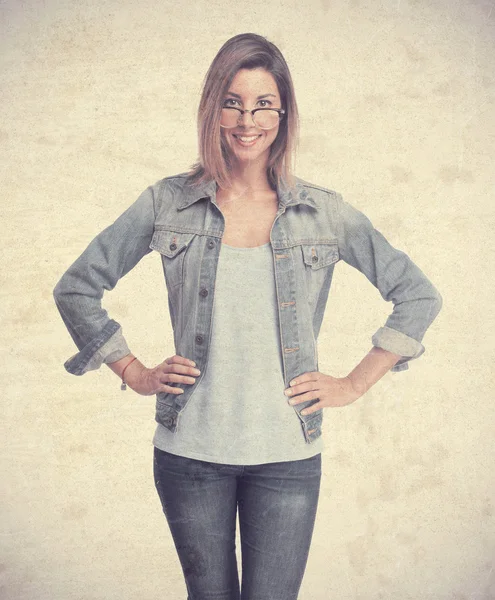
[238,109,257,128]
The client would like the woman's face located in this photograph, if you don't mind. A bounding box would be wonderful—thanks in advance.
[221,68,281,169]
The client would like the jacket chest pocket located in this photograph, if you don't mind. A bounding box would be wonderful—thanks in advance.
[150,229,196,288]
[301,242,339,270]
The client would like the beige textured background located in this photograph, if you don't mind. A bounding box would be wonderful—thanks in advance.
[1,0,494,598]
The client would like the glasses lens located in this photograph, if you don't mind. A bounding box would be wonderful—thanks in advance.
[220,107,241,128]
[253,109,281,129]
[220,107,282,129]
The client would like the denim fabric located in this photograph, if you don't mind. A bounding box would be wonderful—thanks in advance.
[53,173,442,444]
[153,447,322,600]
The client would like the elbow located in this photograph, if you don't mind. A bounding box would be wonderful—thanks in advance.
[53,277,66,305]
[415,285,442,331]
[53,280,61,302]
[431,286,443,319]
[53,275,72,313]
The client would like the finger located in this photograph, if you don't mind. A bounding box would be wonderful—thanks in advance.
[285,381,317,398]
[289,372,320,387]
[300,401,324,416]
[159,384,184,395]
[288,390,320,405]
[161,373,197,385]
[164,364,201,376]
[165,355,196,367]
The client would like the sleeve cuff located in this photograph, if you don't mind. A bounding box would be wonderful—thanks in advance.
[64,321,130,376]
[371,326,425,373]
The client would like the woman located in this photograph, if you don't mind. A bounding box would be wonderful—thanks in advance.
[54,33,442,600]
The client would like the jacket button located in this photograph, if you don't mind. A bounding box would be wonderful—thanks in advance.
[169,242,177,251]
[199,288,208,297]
[312,255,319,263]
[207,240,215,249]
[195,335,204,344]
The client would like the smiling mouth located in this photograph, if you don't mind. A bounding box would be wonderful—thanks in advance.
[232,134,262,146]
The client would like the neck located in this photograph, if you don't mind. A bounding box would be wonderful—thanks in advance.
[227,160,273,195]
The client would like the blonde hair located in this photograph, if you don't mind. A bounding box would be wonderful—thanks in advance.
[188,33,299,190]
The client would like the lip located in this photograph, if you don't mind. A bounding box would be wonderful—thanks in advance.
[232,133,262,147]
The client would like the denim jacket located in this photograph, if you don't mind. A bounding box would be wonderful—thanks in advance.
[53,173,442,444]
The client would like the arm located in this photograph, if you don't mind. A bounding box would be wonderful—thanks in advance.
[106,353,201,396]
[285,193,442,413]
[54,180,203,395]
[346,346,402,395]
[53,184,157,376]
[336,192,443,372]
[285,347,402,412]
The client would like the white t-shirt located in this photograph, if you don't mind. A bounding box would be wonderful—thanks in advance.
[153,242,324,465]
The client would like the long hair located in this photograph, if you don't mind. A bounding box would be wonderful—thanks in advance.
[188,33,299,190]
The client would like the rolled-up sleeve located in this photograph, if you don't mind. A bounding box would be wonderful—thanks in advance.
[336,193,442,372]
[53,183,158,376]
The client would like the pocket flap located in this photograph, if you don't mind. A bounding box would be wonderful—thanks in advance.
[150,230,196,258]
[302,243,339,269]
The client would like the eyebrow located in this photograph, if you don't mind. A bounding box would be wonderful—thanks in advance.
[225,92,277,100]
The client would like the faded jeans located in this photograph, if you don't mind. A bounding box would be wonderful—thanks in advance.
[153,447,322,600]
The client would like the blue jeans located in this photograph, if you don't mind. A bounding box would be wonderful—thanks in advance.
[153,447,322,600]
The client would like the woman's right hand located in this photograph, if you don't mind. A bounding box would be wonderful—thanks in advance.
[125,355,201,396]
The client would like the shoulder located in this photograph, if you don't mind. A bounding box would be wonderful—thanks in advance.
[292,176,343,212]
[295,176,338,195]
[148,171,201,206]
[151,171,193,193]
[294,176,341,200]
[292,177,374,232]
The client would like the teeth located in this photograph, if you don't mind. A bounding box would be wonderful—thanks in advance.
[235,135,260,142]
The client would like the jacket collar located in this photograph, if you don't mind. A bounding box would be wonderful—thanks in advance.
[178,176,318,211]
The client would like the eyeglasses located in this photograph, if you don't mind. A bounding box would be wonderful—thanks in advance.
[220,107,286,130]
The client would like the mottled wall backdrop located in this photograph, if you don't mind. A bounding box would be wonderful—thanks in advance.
[1,0,494,599]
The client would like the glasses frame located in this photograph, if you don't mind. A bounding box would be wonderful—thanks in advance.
[220,106,286,130]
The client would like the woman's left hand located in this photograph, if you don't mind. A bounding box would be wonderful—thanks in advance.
[284,372,362,415]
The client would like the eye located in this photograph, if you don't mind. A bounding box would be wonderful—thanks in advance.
[223,98,240,107]
[257,99,272,108]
